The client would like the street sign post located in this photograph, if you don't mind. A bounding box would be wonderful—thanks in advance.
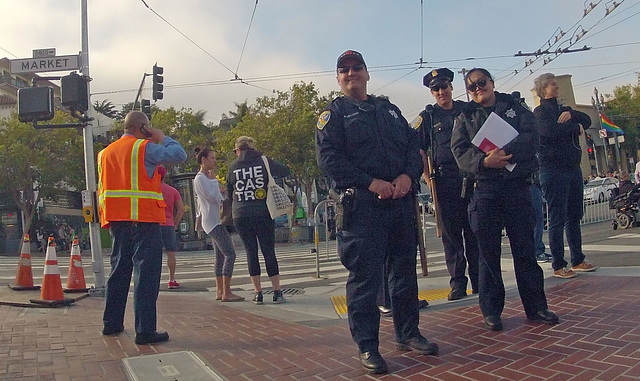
[10,54,80,74]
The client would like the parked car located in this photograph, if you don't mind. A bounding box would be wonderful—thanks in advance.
[584,177,619,204]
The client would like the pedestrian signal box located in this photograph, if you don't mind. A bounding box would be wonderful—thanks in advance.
[61,73,88,112]
[18,86,55,123]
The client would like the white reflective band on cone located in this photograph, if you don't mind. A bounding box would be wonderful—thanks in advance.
[43,264,60,275]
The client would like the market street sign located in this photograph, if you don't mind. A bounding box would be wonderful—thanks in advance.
[10,54,80,74]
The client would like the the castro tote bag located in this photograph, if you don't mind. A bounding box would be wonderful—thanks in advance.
[261,155,293,219]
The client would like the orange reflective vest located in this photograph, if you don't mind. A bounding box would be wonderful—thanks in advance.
[97,135,166,228]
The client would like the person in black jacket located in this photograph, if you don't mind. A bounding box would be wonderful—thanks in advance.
[451,68,558,331]
[533,73,597,279]
[226,136,291,305]
[315,50,438,375]
[415,68,479,301]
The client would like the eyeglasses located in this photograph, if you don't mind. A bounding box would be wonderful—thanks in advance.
[337,64,365,74]
[466,77,489,92]
[430,83,450,92]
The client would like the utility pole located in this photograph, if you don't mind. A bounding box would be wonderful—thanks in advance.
[458,68,469,101]
[592,87,621,172]
[80,0,105,296]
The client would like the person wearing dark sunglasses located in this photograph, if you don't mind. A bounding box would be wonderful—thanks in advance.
[413,68,479,302]
[451,68,559,332]
[315,50,439,375]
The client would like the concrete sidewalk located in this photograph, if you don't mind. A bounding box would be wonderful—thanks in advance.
[1,267,640,380]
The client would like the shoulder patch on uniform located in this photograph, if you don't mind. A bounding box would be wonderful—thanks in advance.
[410,115,423,130]
[520,101,531,111]
[317,111,331,130]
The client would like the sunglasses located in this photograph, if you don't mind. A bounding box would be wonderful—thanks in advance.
[466,77,489,92]
[337,64,365,74]
[430,83,450,92]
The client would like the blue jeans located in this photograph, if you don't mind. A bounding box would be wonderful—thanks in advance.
[540,167,585,271]
[530,184,547,256]
[103,222,163,335]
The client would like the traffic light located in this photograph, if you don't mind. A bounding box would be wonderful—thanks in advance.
[587,147,595,160]
[141,99,152,120]
[61,73,89,112]
[152,63,163,101]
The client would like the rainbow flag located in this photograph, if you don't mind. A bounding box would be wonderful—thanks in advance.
[600,113,624,135]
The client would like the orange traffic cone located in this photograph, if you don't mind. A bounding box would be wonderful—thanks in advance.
[64,236,89,293]
[30,236,73,307]
[8,234,41,291]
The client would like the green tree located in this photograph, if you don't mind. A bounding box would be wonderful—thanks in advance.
[215,82,336,221]
[605,76,640,162]
[0,111,85,235]
[148,106,215,172]
[221,100,249,121]
[93,99,118,119]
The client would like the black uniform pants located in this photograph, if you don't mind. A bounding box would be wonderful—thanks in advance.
[468,179,548,318]
[435,176,479,292]
[338,195,420,353]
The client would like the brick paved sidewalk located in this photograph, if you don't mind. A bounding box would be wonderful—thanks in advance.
[1,273,640,380]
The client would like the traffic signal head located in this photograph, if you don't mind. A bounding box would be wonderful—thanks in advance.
[152,64,164,101]
[141,99,152,120]
[61,73,89,112]
[18,86,55,122]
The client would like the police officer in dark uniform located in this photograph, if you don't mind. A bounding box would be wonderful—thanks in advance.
[414,68,479,301]
[451,68,559,331]
[315,50,438,375]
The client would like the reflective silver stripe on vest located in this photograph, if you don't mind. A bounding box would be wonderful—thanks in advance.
[130,139,143,220]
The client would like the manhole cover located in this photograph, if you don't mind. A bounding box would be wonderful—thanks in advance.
[123,351,223,381]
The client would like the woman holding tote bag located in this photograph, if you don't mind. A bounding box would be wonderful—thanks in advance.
[226,136,291,305]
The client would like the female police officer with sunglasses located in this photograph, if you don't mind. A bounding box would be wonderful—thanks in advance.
[451,68,558,332]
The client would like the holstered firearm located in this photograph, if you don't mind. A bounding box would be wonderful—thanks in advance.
[414,191,428,276]
[329,188,354,232]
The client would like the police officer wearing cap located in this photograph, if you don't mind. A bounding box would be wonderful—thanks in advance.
[451,68,559,331]
[315,50,439,375]
[414,68,479,301]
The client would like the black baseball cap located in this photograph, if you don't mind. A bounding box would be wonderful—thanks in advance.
[337,50,366,68]
[423,68,454,88]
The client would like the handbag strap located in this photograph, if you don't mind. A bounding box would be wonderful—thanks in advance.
[261,155,275,183]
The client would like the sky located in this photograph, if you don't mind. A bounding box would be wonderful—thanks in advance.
[2,0,640,125]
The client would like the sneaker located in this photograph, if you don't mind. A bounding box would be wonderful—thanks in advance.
[168,280,180,289]
[536,253,549,263]
[553,267,576,279]
[253,291,263,305]
[273,290,286,304]
[544,253,553,261]
[571,261,598,272]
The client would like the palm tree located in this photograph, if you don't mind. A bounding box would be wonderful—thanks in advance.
[93,99,118,119]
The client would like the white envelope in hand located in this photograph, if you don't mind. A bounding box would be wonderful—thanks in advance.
[470,112,519,171]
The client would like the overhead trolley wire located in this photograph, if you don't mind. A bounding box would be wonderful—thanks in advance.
[140,0,236,77]
[235,0,259,77]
